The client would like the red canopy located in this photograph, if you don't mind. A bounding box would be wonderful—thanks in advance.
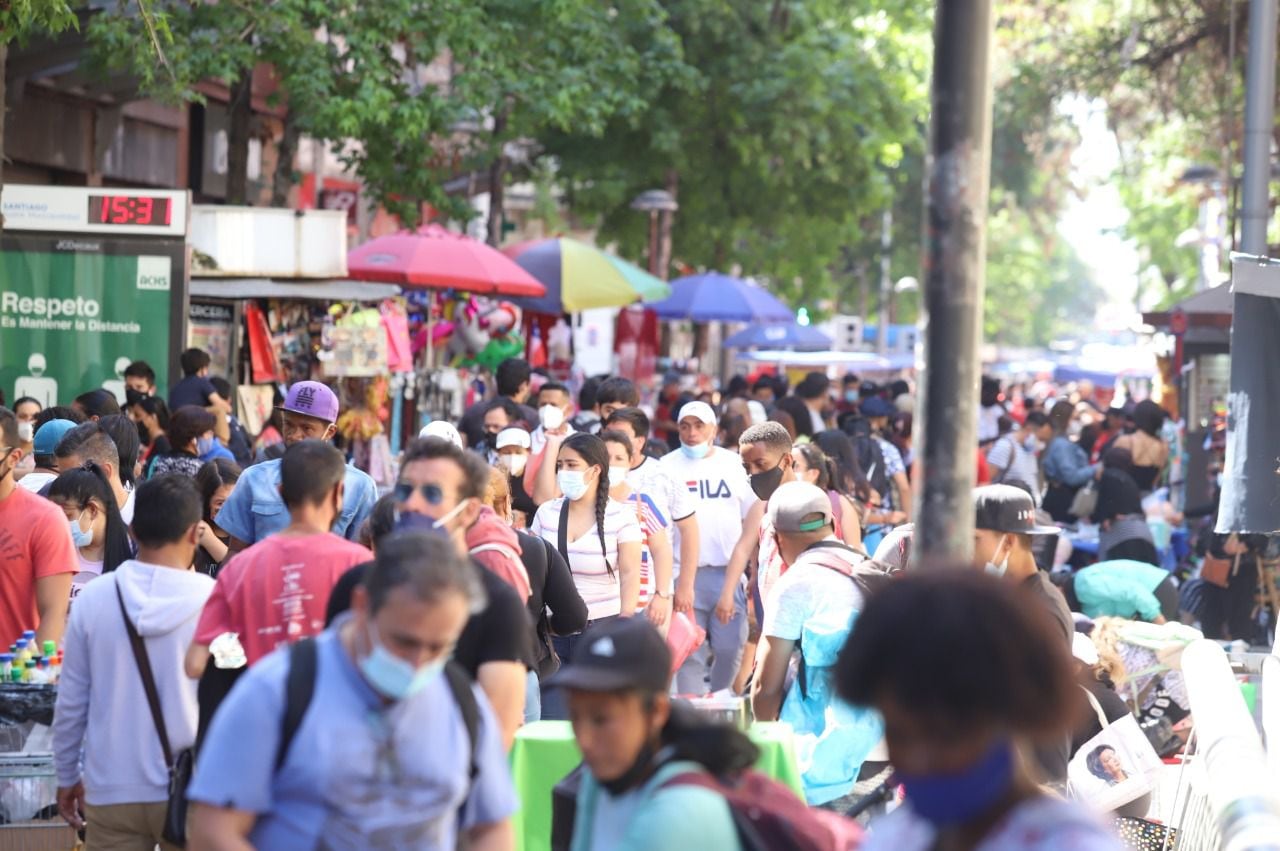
[347,224,546,297]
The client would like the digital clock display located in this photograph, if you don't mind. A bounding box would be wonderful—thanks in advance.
[87,194,173,227]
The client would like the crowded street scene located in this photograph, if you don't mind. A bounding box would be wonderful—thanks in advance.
[1,1,1280,850]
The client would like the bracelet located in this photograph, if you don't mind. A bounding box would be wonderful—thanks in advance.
[653,590,672,600]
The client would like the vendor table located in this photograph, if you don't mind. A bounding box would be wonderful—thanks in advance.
[509,720,804,851]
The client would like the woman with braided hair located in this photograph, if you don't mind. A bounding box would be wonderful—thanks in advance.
[530,432,642,719]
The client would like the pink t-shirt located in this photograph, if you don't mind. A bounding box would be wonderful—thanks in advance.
[0,486,76,639]
[194,532,371,665]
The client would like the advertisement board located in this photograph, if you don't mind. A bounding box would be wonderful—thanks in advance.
[0,234,185,406]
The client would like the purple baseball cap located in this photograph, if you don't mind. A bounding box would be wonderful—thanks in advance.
[280,381,339,423]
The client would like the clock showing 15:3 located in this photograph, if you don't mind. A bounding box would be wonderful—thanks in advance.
[86,194,173,227]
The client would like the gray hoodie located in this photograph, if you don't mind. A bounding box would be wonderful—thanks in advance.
[53,559,214,805]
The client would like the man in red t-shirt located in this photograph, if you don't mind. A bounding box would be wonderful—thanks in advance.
[185,440,371,675]
[0,408,76,645]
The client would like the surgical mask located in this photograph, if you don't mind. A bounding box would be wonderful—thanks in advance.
[679,441,710,460]
[497,454,527,477]
[16,422,33,443]
[69,510,94,548]
[196,436,215,456]
[844,390,858,403]
[558,470,590,501]
[358,623,447,700]
[983,536,1011,578]
[608,466,630,490]
[539,405,564,431]
[896,739,1015,827]
[749,461,787,501]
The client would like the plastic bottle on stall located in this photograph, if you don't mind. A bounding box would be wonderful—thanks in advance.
[42,641,56,659]
[22,660,35,683]
[51,653,62,682]
[0,654,12,680]
[7,667,20,683]
[32,660,49,685]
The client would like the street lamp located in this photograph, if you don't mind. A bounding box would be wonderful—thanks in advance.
[631,189,679,279]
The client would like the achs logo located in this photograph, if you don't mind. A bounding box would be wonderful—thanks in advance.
[294,386,317,408]
[135,256,170,291]
[686,479,734,499]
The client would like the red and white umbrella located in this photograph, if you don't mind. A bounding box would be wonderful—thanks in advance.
[348,224,546,297]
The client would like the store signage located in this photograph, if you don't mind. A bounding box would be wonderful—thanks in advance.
[1,185,187,238]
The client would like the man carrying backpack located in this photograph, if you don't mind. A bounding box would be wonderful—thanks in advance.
[185,530,517,850]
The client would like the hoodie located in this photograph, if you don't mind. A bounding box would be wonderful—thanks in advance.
[53,559,214,806]
[467,506,531,601]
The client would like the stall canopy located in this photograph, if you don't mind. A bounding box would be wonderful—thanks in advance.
[648,271,793,323]
[347,224,546,296]
[504,237,669,313]
[190,278,402,301]
[724,322,832,350]
[1141,283,1232,349]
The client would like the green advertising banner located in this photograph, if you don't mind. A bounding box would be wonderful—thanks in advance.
[0,235,185,408]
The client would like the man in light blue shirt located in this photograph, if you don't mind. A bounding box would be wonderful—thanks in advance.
[186,530,517,851]
[215,381,376,551]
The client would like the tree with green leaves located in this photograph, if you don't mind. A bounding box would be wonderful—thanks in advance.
[0,0,78,221]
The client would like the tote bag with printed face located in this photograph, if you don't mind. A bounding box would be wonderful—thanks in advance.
[1068,687,1164,813]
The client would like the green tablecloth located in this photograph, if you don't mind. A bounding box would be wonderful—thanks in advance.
[509,720,804,851]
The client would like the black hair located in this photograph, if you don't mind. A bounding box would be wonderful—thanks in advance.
[719,413,748,449]
[361,493,398,550]
[578,376,602,411]
[1024,411,1050,428]
[496,357,532,398]
[768,408,796,441]
[773,396,814,439]
[1086,745,1119,782]
[484,397,523,426]
[280,440,346,508]
[795,371,830,401]
[168,406,217,453]
[599,428,634,464]
[751,377,775,395]
[836,570,1078,739]
[180,347,211,377]
[366,531,485,613]
[560,432,613,575]
[793,442,834,490]
[0,408,16,449]
[725,375,749,399]
[209,375,233,400]
[34,406,84,431]
[1103,446,1135,473]
[402,437,490,501]
[55,423,120,474]
[132,475,203,546]
[814,430,872,503]
[888,379,910,399]
[129,395,171,432]
[537,381,571,402]
[195,458,242,524]
[74,389,121,419]
[605,406,650,441]
[1051,570,1082,612]
[1132,400,1165,438]
[48,462,133,573]
[659,700,760,776]
[97,415,141,487]
[124,360,156,384]
[12,396,41,414]
[596,377,640,408]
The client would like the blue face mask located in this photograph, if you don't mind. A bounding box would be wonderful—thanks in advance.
[896,739,1015,827]
[679,441,711,460]
[358,623,447,701]
[557,470,590,501]
[69,510,93,548]
[196,436,215,456]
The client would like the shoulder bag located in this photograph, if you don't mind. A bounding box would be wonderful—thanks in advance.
[118,582,191,847]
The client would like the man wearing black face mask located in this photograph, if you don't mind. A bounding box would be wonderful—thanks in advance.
[714,423,797,631]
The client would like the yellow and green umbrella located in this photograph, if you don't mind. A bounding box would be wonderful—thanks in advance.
[503,237,670,314]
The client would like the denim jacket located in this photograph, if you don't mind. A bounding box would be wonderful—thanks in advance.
[1042,436,1097,488]
[214,458,377,544]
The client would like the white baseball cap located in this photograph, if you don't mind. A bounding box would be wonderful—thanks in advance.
[677,401,717,426]
[495,427,531,450]
[419,421,463,447]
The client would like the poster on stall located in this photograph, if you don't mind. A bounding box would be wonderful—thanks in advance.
[322,325,386,377]
[188,301,235,379]
[0,234,184,406]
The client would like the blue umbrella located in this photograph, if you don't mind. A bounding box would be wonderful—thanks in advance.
[724,322,833,350]
[647,271,794,323]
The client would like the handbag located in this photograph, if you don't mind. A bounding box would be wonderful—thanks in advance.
[118,583,191,847]
[1067,686,1162,813]
[1200,551,1240,589]
[665,611,707,674]
[1069,481,1098,519]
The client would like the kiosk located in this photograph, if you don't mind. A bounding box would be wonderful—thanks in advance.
[0,185,189,405]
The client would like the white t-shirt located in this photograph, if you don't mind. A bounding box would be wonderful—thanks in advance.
[627,457,696,525]
[119,487,136,525]
[863,796,1122,851]
[761,547,865,641]
[985,435,1040,505]
[16,471,57,493]
[69,554,104,607]
[531,497,643,620]
[660,448,757,570]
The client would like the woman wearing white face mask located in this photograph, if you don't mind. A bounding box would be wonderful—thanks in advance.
[48,463,134,605]
[530,433,642,720]
[494,427,537,526]
[601,430,674,633]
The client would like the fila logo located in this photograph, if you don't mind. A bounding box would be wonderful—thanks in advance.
[686,479,733,499]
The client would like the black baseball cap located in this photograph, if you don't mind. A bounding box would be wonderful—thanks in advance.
[973,485,1059,535]
[544,618,671,693]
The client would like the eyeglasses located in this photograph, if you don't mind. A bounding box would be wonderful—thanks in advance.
[393,481,444,505]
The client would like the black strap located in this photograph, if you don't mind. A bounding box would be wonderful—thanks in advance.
[557,500,571,565]
[443,661,480,782]
[117,582,174,769]
[276,638,318,771]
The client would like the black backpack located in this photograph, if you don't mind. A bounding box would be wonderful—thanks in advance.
[841,417,891,500]
[274,638,480,782]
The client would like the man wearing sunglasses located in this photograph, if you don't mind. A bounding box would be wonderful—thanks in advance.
[215,381,377,554]
[0,408,76,646]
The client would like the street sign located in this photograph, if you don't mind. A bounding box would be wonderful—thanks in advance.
[1,185,187,238]
[1170,309,1189,335]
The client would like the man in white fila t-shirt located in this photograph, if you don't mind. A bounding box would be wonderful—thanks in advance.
[660,401,757,694]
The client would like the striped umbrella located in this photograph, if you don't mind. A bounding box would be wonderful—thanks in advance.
[504,237,670,314]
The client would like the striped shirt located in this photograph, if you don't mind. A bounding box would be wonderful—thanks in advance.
[531,497,643,620]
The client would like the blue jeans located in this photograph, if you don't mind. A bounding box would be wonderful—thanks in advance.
[540,616,620,720]
[674,565,747,695]
[523,668,541,723]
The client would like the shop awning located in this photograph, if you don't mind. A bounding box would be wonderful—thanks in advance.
[189,278,401,302]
